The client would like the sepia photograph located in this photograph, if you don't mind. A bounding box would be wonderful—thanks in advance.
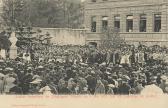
[0,0,168,108]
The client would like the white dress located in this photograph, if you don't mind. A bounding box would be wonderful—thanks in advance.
[120,55,126,64]
[120,54,130,65]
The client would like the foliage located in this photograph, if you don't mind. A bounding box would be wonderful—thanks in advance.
[1,0,83,28]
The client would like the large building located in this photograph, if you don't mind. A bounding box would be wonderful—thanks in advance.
[84,0,168,46]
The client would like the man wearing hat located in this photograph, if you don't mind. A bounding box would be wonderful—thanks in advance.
[118,79,131,95]
[29,79,42,94]
[3,68,17,94]
[86,72,97,94]
[0,72,5,94]
[58,81,72,94]
[39,85,53,95]
[9,81,23,94]
[21,67,33,94]
[159,75,168,93]
[94,80,105,95]
[107,84,115,95]
[134,80,144,94]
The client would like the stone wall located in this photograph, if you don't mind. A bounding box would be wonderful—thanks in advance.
[35,28,87,45]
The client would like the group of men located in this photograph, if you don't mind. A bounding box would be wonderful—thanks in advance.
[0,44,168,95]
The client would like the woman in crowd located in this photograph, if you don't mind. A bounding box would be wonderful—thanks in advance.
[0,44,168,95]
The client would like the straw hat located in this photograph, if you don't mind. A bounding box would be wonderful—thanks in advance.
[161,75,167,80]
[32,75,41,80]
[27,67,33,70]
[122,75,130,80]
[5,67,14,71]
[108,84,115,88]
[91,71,95,74]
[44,86,51,91]
[39,86,52,93]
[117,78,122,81]
[106,72,111,75]
[30,79,42,84]
[99,62,106,66]
[38,66,44,69]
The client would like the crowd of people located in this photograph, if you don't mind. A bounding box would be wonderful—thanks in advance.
[0,43,168,95]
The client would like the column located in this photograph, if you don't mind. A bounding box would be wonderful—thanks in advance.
[146,13,154,32]
[97,15,102,33]
[133,13,140,32]
[108,13,114,29]
[120,14,126,32]
[161,5,167,32]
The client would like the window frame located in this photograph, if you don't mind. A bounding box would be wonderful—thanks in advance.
[139,14,147,32]
[91,16,97,32]
[126,15,133,32]
[102,16,109,32]
[114,15,120,31]
[154,13,161,32]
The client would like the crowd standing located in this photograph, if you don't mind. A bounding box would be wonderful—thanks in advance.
[0,43,168,95]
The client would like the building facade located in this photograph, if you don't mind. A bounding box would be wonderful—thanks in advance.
[84,0,168,46]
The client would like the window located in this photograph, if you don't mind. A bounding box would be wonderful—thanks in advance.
[91,16,96,32]
[92,0,96,2]
[102,16,108,31]
[126,15,133,32]
[154,14,161,32]
[114,15,120,31]
[139,14,146,32]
